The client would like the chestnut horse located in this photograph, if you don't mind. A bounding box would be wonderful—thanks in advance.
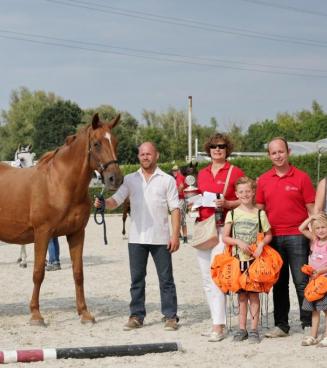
[0,113,123,325]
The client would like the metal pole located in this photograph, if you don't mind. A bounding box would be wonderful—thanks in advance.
[195,138,198,161]
[0,343,182,363]
[57,342,181,359]
[188,96,192,162]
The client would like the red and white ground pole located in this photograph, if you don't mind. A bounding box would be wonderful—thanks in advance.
[0,342,182,364]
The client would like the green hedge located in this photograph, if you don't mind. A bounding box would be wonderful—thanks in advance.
[89,153,327,213]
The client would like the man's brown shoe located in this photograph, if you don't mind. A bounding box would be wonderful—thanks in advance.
[123,316,143,331]
[265,326,289,338]
[164,318,178,331]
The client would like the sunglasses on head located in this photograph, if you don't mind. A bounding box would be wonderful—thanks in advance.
[209,144,227,150]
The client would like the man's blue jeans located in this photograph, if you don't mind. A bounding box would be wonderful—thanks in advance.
[128,243,178,321]
[48,237,60,264]
[271,235,311,333]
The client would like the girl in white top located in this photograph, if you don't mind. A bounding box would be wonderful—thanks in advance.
[299,213,327,347]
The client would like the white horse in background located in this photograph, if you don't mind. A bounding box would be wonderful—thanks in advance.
[12,144,36,268]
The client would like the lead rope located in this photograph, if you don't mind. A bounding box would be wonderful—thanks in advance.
[94,187,108,245]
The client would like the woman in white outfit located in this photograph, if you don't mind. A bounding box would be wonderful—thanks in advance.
[196,133,244,341]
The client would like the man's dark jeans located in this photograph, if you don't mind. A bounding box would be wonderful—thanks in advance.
[48,237,60,264]
[271,235,311,333]
[128,243,178,321]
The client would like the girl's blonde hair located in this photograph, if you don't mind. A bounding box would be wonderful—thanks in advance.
[312,213,327,234]
[235,176,256,191]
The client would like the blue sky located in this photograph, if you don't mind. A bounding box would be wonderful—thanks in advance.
[1,0,326,131]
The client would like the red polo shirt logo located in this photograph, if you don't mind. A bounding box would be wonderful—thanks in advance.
[285,185,299,191]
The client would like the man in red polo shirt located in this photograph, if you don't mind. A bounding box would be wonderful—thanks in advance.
[171,165,188,243]
[256,137,315,338]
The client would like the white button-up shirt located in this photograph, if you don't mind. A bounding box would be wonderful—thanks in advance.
[112,167,179,244]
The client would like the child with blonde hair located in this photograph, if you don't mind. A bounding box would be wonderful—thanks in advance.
[223,177,272,343]
[299,213,327,346]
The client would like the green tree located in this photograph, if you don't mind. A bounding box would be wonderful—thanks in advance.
[140,108,189,161]
[244,100,326,151]
[244,119,280,151]
[0,87,58,160]
[33,100,82,158]
[227,124,246,152]
[192,122,216,153]
[82,105,117,126]
[209,117,218,130]
[141,109,159,127]
[297,101,327,141]
[275,112,300,141]
[116,111,139,164]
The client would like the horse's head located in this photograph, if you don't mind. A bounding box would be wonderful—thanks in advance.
[89,113,123,190]
[180,161,198,177]
[14,145,35,168]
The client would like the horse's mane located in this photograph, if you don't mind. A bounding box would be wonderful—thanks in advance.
[36,125,91,167]
[37,149,60,166]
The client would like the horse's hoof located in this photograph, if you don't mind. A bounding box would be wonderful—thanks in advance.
[19,263,27,268]
[29,318,46,327]
[81,315,96,324]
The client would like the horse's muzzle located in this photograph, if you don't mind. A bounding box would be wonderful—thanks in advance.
[103,171,123,191]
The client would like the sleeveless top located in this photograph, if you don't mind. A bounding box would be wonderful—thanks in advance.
[309,239,327,275]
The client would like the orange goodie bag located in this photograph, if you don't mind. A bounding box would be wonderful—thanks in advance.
[239,270,266,293]
[211,252,231,293]
[248,246,283,284]
[211,246,241,293]
[301,264,314,276]
[248,229,283,285]
[304,275,327,302]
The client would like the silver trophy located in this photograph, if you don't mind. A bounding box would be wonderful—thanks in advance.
[184,175,200,218]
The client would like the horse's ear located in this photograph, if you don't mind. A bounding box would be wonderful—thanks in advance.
[92,113,100,130]
[110,114,120,129]
[17,144,21,151]
[27,144,33,152]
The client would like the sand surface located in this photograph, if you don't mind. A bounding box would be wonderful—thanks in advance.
[0,215,326,367]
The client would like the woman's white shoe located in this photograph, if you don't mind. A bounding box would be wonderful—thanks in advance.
[208,331,225,342]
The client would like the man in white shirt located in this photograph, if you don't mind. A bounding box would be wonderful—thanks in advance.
[95,141,181,331]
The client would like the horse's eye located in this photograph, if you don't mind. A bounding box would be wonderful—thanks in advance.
[93,141,101,149]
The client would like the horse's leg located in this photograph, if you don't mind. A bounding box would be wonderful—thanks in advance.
[122,210,127,236]
[67,230,95,324]
[29,235,48,325]
[17,246,22,264]
[20,245,27,268]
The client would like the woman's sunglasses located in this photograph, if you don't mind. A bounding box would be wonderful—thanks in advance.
[209,144,227,150]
